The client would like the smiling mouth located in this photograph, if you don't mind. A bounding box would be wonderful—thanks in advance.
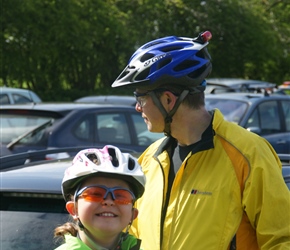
[97,212,116,217]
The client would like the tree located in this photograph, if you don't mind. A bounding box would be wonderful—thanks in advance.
[1,0,137,100]
[1,0,289,101]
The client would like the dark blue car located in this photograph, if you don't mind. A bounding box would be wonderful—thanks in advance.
[205,93,290,154]
[0,103,164,156]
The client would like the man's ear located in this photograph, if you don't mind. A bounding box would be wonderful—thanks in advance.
[163,91,177,107]
[66,201,78,219]
[132,208,139,220]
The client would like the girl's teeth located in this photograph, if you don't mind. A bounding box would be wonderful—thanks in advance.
[100,213,114,217]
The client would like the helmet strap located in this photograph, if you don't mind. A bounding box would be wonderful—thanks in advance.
[149,89,189,136]
[78,220,122,250]
[77,219,85,230]
[115,208,135,249]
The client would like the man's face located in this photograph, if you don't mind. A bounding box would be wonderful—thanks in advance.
[134,89,165,133]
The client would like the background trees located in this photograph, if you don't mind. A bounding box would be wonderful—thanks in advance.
[1,0,289,101]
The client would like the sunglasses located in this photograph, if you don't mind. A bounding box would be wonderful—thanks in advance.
[134,88,178,107]
[75,185,136,205]
[133,91,151,107]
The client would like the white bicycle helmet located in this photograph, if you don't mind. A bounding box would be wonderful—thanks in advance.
[62,145,146,201]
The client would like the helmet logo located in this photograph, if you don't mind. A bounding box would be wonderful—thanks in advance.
[144,53,166,67]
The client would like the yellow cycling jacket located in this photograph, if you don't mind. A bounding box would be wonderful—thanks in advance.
[130,109,290,250]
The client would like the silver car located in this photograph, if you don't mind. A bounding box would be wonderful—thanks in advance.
[0,86,42,104]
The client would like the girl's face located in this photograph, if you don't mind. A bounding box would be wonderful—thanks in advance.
[66,176,138,244]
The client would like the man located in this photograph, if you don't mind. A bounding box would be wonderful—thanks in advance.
[111,31,290,249]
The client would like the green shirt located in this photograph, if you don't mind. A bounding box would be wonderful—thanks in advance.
[55,233,141,250]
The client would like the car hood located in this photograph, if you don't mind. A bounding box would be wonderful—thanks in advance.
[0,161,70,194]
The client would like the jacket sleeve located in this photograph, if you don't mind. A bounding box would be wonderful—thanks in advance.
[242,146,290,249]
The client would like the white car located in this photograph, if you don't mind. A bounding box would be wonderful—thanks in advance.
[0,87,42,105]
[205,78,276,94]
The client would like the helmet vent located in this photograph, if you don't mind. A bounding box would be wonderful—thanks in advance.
[157,57,172,70]
[135,68,150,81]
[161,45,183,52]
[143,41,165,49]
[108,147,119,167]
[196,49,206,59]
[173,60,199,72]
[86,153,100,165]
[188,64,207,78]
[128,157,136,170]
[118,70,130,80]
[140,53,155,62]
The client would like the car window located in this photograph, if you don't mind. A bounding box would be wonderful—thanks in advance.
[259,101,280,134]
[73,118,91,140]
[96,113,131,144]
[284,176,290,190]
[246,101,281,134]
[281,100,290,131]
[12,94,31,104]
[246,109,259,128]
[72,112,132,145]
[205,99,248,124]
[0,114,53,144]
[131,113,164,146]
[17,120,52,146]
[0,94,10,104]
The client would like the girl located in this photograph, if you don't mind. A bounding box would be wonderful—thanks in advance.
[54,145,145,250]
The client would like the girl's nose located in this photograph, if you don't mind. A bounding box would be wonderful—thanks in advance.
[102,193,115,206]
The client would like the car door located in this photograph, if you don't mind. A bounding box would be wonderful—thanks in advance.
[245,99,290,153]
[72,110,164,152]
[94,111,163,151]
[60,111,122,148]
[69,109,149,152]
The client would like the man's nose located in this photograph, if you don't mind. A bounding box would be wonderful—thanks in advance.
[135,102,142,112]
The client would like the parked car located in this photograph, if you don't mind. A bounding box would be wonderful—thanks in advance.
[75,95,136,106]
[280,154,290,190]
[0,102,164,156]
[205,93,290,154]
[205,78,276,94]
[274,83,290,96]
[1,150,289,249]
[0,148,104,249]
[0,86,42,104]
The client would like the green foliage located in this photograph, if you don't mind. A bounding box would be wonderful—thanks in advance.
[1,0,289,101]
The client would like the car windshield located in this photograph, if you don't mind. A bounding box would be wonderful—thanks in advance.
[205,99,248,124]
[0,114,54,144]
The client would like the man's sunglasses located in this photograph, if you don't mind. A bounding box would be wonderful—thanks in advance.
[134,88,179,107]
[133,91,151,107]
[75,185,136,205]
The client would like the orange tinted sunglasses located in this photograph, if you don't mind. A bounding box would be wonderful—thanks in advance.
[75,185,135,205]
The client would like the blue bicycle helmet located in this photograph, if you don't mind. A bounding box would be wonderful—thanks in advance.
[112,31,212,91]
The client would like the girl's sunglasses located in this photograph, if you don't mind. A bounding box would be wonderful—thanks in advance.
[75,185,135,205]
